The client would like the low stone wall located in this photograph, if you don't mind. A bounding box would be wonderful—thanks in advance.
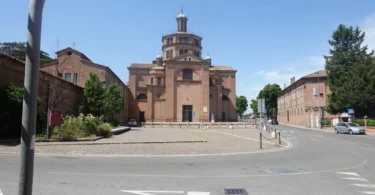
[143,121,258,129]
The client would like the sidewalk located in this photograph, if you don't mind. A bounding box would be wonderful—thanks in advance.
[0,127,287,156]
[34,127,207,146]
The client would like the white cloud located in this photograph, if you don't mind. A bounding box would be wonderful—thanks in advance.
[252,70,265,76]
[304,56,325,68]
[361,13,375,52]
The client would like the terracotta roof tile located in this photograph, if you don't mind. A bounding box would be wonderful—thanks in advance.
[302,70,326,78]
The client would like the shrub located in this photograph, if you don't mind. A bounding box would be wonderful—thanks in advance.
[58,114,104,139]
[96,123,112,137]
[320,118,331,126]
[355,119,365,126]
[368,119,375,126]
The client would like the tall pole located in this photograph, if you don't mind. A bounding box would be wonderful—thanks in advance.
[19,0,45,195]
[317,71,321,128]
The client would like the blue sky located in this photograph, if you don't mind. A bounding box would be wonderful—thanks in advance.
[2,0,375,113]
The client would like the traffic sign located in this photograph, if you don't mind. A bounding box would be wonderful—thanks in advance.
[348,108,354,114]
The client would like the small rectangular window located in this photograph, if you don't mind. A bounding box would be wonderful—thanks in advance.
[151,78,154,85]
[65,73,71,81]
[73,73,78,84]
[157,77,161,85]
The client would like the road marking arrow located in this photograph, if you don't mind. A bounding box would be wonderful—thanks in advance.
[360,192,375,194]
[351,184,375,188]
[121,190,184,195]
[336,172,360,177]
[186,192,210,195]
[341,177,369,182]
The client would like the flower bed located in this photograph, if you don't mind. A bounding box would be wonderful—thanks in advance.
[48,114,113,141]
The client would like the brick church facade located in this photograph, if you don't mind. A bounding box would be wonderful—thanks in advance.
[128,10,237,122]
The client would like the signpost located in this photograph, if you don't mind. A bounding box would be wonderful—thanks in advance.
[348,108,354,114]
[348,108,355,122]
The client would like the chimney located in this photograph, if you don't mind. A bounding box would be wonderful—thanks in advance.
[290,77,295,84]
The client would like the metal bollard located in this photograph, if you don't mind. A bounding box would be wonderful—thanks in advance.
[260,132,262,149]
[187,121,189,126]
[274,129,277,139]
[160,122,162,127]
[142,121,145,128]
[278,131,281,145]
[178,122,181,129]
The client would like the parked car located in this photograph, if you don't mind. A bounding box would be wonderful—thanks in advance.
[128,119,138,127]
[334,122,365,135]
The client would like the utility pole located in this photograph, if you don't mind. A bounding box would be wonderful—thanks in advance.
[19,0,45,195]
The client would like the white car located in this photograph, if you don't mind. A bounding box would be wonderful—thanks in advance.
[128,119,138,127]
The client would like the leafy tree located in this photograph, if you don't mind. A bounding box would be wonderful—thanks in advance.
[0,42,51,63]
[324,24,375,116]
[257,84,281,117]
[83,73,105,116]
[102,85,124,123]
[236,95,248,118]
[250,99,258,115]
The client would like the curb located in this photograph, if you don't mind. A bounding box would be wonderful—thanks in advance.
[111,127,131,135]
[36,136,104,142]
[278,123,332,133]
[35,140,208,146]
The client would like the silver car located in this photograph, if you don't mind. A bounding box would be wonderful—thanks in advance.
[128,119,138,127]
[334,122,366,135]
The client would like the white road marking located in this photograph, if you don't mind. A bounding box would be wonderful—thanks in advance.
[341,177,369,182]
[360,191,375,194]
[0,189,3,195]
[121,190,184,195]
[186,192,210,195]
[336,172,360,177]
[351,184,375,188]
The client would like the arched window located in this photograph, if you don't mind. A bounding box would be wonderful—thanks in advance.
[137,94,147,100]
[183,69,193,80]
[222,95,229,101]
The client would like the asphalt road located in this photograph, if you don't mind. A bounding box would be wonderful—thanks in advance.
[1,125,375,195]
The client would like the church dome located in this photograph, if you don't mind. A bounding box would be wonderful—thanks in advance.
[156,54,162,59]
[205,55,211,60]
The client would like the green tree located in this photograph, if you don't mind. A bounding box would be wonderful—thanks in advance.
[83,73,105,116]
[324,24,375,116]
[257,84,281,117]
[250,99,258,115]
[236,95,248,118]
[0,41,51,63]
[102,85,124,123]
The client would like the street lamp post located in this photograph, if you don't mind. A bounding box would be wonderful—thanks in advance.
[18,0,45,195]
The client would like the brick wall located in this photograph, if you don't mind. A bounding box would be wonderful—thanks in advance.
[0,54,83,117]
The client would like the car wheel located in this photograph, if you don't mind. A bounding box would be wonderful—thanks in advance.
[334,129,339,134]
[349,130,353,135]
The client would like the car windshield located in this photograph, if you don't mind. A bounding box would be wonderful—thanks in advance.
[130,119,136,122]
[347,123,359,127]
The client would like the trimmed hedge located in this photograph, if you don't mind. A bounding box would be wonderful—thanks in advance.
[354,119,375,126]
